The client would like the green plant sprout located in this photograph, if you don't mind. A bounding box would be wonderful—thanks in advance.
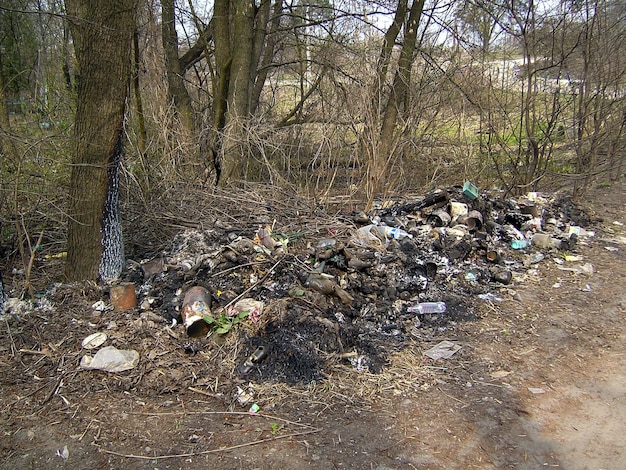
[203,310,249,335]
[269,422,284,435]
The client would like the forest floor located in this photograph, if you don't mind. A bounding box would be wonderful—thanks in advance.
[1,177,625,469]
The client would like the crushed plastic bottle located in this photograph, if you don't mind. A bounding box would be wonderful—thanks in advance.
[383,226,412,240]
[407,301,447,314]
[511,239,530,249]
[352,224,411,248]
[370,225,412,240]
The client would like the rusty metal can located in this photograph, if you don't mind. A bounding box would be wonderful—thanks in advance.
[110,283,137,310]
[181,286,212,338]
[486,249,502,263]
[427,209,451,227]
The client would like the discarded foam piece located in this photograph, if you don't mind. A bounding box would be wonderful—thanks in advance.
[80,345,139,372]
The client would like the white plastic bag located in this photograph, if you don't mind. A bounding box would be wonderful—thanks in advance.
[80,345,139,372]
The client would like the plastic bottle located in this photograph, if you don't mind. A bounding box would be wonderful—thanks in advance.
[382,226,413,240]
[407,301,447,314]
[511,239,530,249]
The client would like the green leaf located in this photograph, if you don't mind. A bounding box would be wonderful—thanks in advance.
[289,288,305,298]
[235,311,250,322]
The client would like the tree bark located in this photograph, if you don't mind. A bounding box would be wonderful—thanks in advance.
[364,0,425,209]
[133,28,147,156]
[64,0,136,281]
[219,0,255,182]
[0,50,20,171]
[162,0,195,135]
[251,0,282,113]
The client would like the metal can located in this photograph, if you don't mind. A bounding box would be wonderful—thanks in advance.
[181,286,212,337]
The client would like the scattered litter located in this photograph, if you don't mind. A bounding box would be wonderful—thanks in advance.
[462,181,478,200]
[229,298,264,323]
[109,283,137,310]
[478,293,503,302]
[604,246,619,252]
[81,332,107,349]
[492,270,513,285]
[80,346,139,372]
[236,384,255,406]
[490,370,512,379]
[351,224,412,248]
[348,355,370,372]
[305,272,353,303]
[91,300,106,311]
[248,403,260,414]
[240,346,269,375]
[56,445,69,461]
[180,286,212,338]
[558,263,594,275]
[423,340,462,360]
[511,239,530,249]
[8,182,600,384]
[532,233,556,249]
[568,226,594,237]
[527,387,546,394]
[528,253,545,264]
[407,302,446,314]
[255,224,279,251]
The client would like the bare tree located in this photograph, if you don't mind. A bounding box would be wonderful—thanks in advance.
[360,0,426,209]
[568,0,626,197]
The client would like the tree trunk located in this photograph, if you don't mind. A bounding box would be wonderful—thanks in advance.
[162,0,195,135]
[250,0,280,113]
[218,0,256,183]
[64,0,136,281]
[0,50,20,171]
[133,28,147,156]
[211,0,233,183]
[364,0,425,209]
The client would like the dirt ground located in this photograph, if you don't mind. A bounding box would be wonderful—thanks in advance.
[1,178,625,470]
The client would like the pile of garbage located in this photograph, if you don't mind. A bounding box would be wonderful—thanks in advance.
[91,182,592,384]
[1,183,597,385]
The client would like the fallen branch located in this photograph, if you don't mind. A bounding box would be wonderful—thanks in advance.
[222,256,285,310]
[130,408,315,430]
[98,427,321,460]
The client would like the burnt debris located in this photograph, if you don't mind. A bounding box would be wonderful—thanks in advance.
[105,184,593,384]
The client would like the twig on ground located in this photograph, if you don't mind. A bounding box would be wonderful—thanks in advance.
[222,256,285,309]
[98,427,321,460]
[5,319,17,357]
[129,409,316,430]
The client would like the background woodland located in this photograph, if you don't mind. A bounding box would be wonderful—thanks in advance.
[0,0,624,284]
